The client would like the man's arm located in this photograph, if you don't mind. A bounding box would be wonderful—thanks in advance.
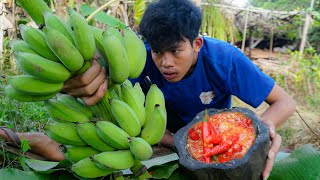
[259,83,296,180]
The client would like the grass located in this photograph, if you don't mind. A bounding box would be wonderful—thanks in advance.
[0,69,50,133]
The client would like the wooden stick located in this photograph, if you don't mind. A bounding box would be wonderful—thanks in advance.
[241,9,249,53]
[86,0,118,22]
[299,0,315,57]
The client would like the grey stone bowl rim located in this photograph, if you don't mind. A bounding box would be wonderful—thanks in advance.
[173,107,270,171]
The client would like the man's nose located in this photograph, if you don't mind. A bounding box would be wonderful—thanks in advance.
[161,53,173,67]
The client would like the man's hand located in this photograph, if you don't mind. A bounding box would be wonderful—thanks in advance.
[160,129,174,149]
[262,120,282,180]
[62,60,107,106]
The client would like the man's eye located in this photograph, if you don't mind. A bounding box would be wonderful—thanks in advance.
[153,51,161,55]
[171,50,180,54]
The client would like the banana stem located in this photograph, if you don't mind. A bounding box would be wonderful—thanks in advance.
[86,0,118,22]
[130,158,152,179]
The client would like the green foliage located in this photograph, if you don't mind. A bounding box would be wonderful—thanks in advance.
[275,49,320,108]
[200,2,239,43]
[134,0,146,25]
[249,0,320,11]
[0,75,50,132]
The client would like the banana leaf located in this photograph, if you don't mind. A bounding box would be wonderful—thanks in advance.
[269,144,320,180]
[0,168,56,180]
[80,4,126,29]
[24,158,71,173]
[133,0,146,25]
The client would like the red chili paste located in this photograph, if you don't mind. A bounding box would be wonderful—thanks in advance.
[187,112,256,163]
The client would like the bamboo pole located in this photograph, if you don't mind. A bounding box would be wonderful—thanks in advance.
[241,9,249,53]
[299,0,315,56]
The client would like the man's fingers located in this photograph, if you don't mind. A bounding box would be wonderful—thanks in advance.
[63,60,102,90]
[263,133,282,180]
[82,81,107,106]
[67,68,106,97]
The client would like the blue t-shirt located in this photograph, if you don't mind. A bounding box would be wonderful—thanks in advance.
[131,37,275,124]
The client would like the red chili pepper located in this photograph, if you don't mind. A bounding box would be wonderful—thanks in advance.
[207,121,215,135]
[202,120,211,163]
[188,128,200,140]
[205,134,223,145]
[204,134,240,157]
[245,118,251,126]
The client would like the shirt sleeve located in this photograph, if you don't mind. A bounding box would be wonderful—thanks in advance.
[229,47,275,108]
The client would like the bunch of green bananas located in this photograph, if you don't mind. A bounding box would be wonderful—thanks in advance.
[6,0,166,178]
[6,0,146,102]
[44,82,167,178]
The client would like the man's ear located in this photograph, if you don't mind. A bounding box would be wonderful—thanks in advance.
[192,36,203,53]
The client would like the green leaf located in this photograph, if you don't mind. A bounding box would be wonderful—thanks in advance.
[25,159,63,172]
[0,168,56,180]
[80,4,126,29]
[19,156,32,172]
[134,0,146,25]
[269,144,320,180]
[148,161,179,179]
[20,138,31,153]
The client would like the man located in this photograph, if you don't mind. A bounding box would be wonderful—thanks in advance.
[1,0,295,179]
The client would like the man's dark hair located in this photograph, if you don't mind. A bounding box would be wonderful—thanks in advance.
[139,0,202,52]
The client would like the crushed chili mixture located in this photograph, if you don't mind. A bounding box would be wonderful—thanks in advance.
[187,111,256,163]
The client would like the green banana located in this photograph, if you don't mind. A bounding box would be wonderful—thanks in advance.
[4,85,55,102]
[44,98,89,123]
[43,12,74,44]
[132,82,145,105]
[122,79,132,87]
[129,137,153,161]
[10,40,39,54]
[61,145,100,163]
[103,30,129,84]
[121,84,146,127]
[90,26,108,61]
[114,84,123,101]
[56,93,93,119]
[43,26,84,72]
[109,99,141,137]
[67,7,95,60]
[45,122,87,146]
[8,75,63,95]
[19,24,59,62]
[145,84,166,126]
[71,157,114,178]
[93,150,135,170]
[107,26,123,43]
[14,52,70,83]
[140,104,167,145]
[109,89,119,100]
[76,122,115,152]
[16,0,51,25]
[75,60,92,75]
[122,27,147,78]
[96,121,130,150]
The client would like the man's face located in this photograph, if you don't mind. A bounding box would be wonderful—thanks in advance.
[151,37,203,82]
